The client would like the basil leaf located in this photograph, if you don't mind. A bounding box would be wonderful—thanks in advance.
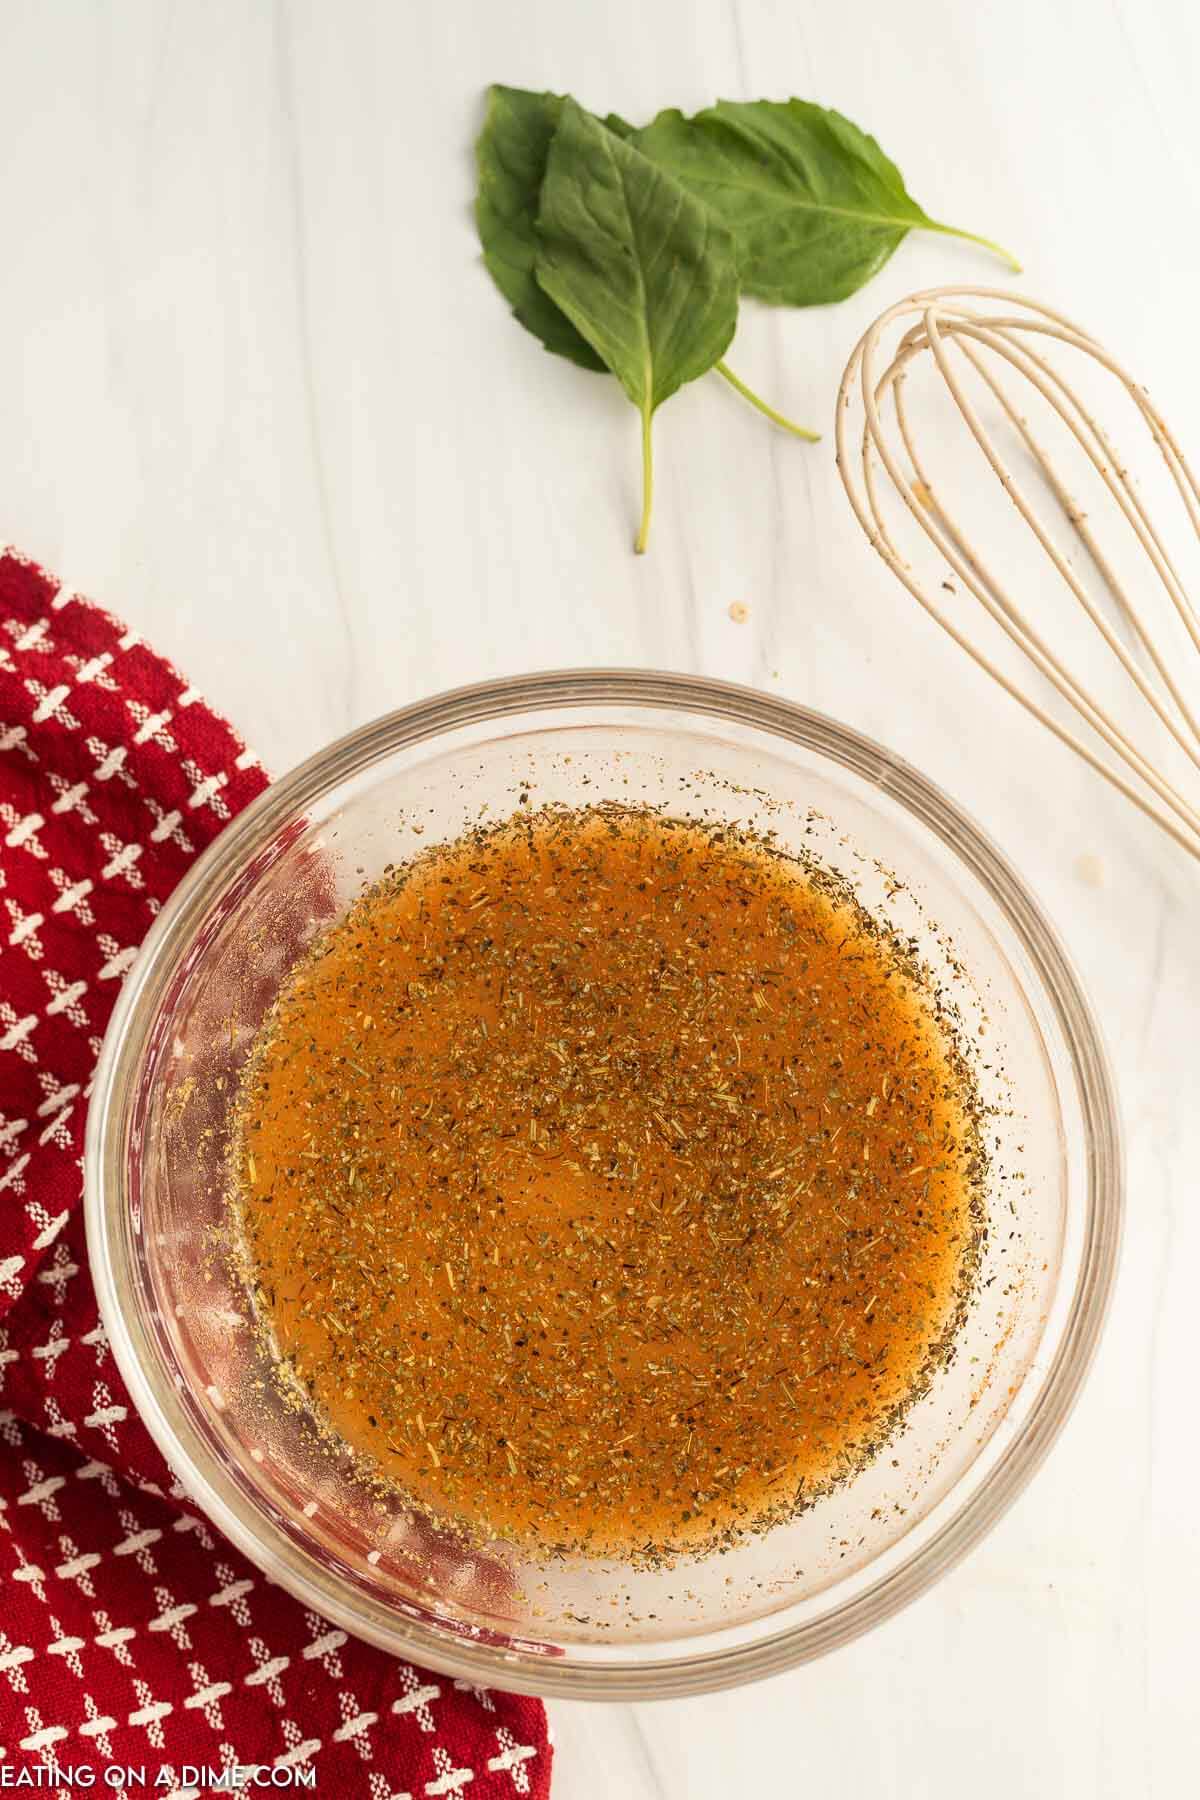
[474,89,652,370]
[535,99,739,552]
[474,86,816,451]
[475,86,606,371]
[634,99,1019,306]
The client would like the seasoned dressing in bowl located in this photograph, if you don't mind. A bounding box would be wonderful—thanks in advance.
[235,803,985,1560]
[86,675,1118,1693]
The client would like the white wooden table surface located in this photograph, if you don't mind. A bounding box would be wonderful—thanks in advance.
[3,1,1199,1794]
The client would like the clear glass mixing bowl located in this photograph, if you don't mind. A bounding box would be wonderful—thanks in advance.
[84,670,1121,1699]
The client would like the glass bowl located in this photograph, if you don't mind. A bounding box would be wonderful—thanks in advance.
[84,670,1121,1699]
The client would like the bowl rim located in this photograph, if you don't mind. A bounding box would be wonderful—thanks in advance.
[84,667,1123,1699]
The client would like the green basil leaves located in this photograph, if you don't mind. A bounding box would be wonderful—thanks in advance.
[475,85,1016,550]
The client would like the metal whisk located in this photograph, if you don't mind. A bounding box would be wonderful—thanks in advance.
[836,286,1200,864]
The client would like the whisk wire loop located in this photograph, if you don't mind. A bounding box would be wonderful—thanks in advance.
[837,287,1200,863]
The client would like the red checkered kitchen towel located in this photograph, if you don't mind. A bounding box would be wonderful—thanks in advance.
[0,550,551,1796]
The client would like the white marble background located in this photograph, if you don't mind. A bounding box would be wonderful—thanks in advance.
[3,1,1199,1793]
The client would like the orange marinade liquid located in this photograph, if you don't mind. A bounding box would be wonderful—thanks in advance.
[237,806,979,1558]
